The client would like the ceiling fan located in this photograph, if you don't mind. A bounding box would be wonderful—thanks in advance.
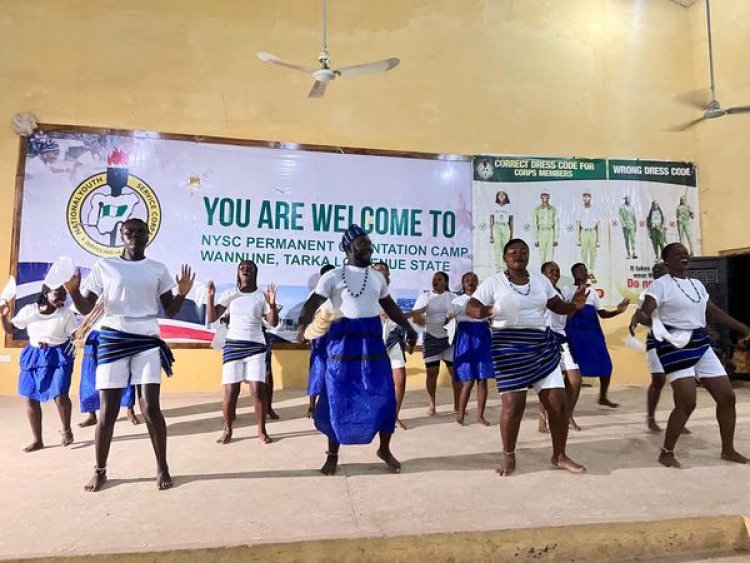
[256,0,400,99]
[671,0,750,131]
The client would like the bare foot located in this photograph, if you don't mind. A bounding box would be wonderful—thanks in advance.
[598,398,620,408]
[496,453,516,476]
[569,417,581,431]
[477,417,490,427]
[376,448,402,473]
[126,408,140,426]
[267,409,280,420]
[647,417,661,433]
[538,413,549,434]
[60,429,74,447]
[305,408,314,419]
[78,413,97,428]
[396,419,407,431]
[681,427,691,435]
[658,449,682,468]
[321,452,338,475]
[456,415,465,426]
[721,450,750,464]
[23,441,44,453]
[258,433,273,444]
[157,469,173,490]
[216,427,233,444]
[552,454,587,474]
[427,407,436,417]
[84,469,107,492]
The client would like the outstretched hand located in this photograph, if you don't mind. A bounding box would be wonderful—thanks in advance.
[264,283,277,306]
[206,281,215,299]
[571,283,588,310]
[63,269,81,294]
[176,264,195,296]
[616,298,631,314]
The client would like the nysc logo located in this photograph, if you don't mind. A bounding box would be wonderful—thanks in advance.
[66,148,162,257]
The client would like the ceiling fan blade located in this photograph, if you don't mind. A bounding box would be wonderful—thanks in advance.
[726,106,750,115]
[256,51,314,73]
[667,116,706,132]
[308,80,328,98]
[335,57,400,77]
[674,88,711,110]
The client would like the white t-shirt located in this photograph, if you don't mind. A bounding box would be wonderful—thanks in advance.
[562,285,601,310]
[450,294,486,324]
[85,257,175,336]
[493,204,512,224]
[314,266,390,319]
[650,209,664,228]
[12,304,79,347]
[644,275,708,330]
[579,206,599,229]
[544,287,568,334]
[413,290,456,338]
[474,273,557,330]
[218,288,271,344]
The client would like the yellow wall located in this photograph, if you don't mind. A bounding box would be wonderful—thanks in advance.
[0,0,707,394]
[688,1,750,254]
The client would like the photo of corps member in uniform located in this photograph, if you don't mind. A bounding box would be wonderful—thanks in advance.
[533,192,559,264]
[618,195,638,260]
[576,192,600,283]
[647,200,667,262]
[675,196,694,255]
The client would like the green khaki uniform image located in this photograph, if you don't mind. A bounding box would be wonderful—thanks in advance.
[489,191,513,272]
[577,193,599,279]
[646,201,666,262]
[618,195,637,259]
[533,193,558,263]
[676,196,694,254]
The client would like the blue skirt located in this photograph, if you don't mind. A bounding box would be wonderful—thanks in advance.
[19,342,74,402]
[308,335,327,397]
[565,304,613,378]
[314,317,396,444]
[79,331,136,412]
[453,321,493,382]
[490,328,561,392]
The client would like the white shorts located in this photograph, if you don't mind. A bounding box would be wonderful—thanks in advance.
[424,344,454,365]
[560,342,579,372]
[667,348,727,383]
[222,354,267,385]
[96,348,162,389]
[500,365,565,395]
[647,349,664,374]
[388,345,406,369]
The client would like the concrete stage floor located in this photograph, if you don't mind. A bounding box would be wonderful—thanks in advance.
[1,383,749,561]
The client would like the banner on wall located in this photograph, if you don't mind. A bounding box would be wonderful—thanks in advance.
[472,156,700,305]
[13,129,472,344]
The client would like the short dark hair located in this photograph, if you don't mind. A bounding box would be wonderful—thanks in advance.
[661,242,682,261]
[320,264,335,276]
[503,238,528,256]
[570,262,586,275]
[540,261,557,273]
[434,271,449,285]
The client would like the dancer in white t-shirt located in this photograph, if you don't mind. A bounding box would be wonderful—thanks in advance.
[466,239,587,477]
[1,285,78,452]
[65,218,194,492]
[411,272,460,415]
[299,225,417,476]
[206,260,278,445]
[632,243,750,469]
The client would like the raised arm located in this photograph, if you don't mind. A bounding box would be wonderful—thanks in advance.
[298,293,327,328]
[598,298,630,319]
[264,283,279,327]
[161,264,195,318]
[707,300,750,338]
[547,283,587,315]
[64,270,98,316]
[205,281,226,323]
[0,301,14,334]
